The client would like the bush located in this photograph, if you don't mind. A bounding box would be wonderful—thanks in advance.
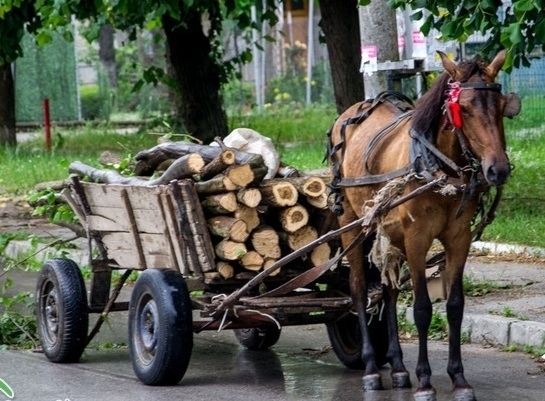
[80,84,106,120]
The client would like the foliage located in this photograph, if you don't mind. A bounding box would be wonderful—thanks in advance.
[384,0,545,71]
[80,85,106,120]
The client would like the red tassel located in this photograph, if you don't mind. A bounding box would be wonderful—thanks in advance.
[448,101,463,128]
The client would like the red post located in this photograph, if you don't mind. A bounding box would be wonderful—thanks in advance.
[43,98,51,152]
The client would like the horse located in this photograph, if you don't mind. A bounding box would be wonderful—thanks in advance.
[327,50,521,401]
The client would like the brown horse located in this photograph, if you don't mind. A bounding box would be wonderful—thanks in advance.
[328,50,520,401]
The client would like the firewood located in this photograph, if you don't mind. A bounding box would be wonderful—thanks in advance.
[201,192,237,214]
[284,176,327,198]
[215,239,247,261]
[310,242,332,267]
[234,204,261,232]
[259,179,298,207]
[263,258,280,276]
[279,204,309,233]
[285,225,318,251]
[194,176,238,195]
[225,164,256,187]
[200,149,236,180]
[147,153,205,185]
[276,163,302,178]
[250,225,281,259]
[69,161,148,185]
[236,188,262,208]
[134,141,267,176]
[207,216,249,242]
[239,250,264,272]
[305,193,329,209]
[216,261,235,279]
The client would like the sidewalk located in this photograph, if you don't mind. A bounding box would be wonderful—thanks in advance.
[2,200,545,350]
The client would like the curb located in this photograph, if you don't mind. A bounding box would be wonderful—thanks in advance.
[405,307,545,350]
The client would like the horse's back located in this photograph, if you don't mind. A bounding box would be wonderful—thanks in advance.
[330,96,413,186]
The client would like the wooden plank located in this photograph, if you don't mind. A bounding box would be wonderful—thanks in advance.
[81,182,166,210]
[101,232,175,270]
[121,188,147,270]
[157,192,180,273]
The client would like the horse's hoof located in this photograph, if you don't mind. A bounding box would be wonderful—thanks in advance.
[362,373,383,391]
[392,371,412,388]
[452,388,476,401]
[414,388,437,401]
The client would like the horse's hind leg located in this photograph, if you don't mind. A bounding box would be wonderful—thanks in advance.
[381,283,411,388]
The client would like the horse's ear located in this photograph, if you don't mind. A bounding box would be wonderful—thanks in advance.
[504,92,521,118]
[485,49,508,78]
[437,51,460,79]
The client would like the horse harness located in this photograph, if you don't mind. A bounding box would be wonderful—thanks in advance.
[327,82,503,216]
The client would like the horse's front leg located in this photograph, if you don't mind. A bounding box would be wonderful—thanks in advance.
[443,235,476,401]
[406,247,436,400]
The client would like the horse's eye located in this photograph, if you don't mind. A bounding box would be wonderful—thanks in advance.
[460,105,471,116]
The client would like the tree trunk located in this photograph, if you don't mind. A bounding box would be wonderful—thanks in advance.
[98,24,117,89]
[162,11,228,143]
[359,2,400,98]
[319,0,365,114]
[0,63,16,147]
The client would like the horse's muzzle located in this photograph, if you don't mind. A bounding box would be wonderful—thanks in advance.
[484,162,511,186]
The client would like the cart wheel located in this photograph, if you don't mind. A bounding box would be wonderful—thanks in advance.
[326,310,388,370]
[36,258,89,363]
[234,326,281,350]
[128,269,193,385]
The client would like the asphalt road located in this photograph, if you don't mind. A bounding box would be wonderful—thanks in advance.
[0,323,543,401]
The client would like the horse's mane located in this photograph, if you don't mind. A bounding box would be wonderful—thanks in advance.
[411,58,487,137]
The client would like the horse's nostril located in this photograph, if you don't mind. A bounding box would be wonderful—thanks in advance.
[487,164,510,185]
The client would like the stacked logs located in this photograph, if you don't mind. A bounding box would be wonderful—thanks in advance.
[68,140,334,282]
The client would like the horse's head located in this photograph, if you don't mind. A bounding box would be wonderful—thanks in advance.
[439,50,521,186]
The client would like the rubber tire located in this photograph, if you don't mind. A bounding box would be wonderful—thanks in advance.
[326,261,389,370]
[36,258,89,363]
[327,311,388,370]
[128,269,193,386]
[234,327,281,350]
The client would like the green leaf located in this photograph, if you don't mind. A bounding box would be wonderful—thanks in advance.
[535,19,545,42]
[509,23,524,45]
[514,0,534,12]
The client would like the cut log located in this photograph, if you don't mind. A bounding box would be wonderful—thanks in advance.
[201,192,237,214]
[236,188,262,208]
[276,163,302,178]
[194,176,238,195]
[200,149,236,180]
[225,164,256,188]
[305,193,329,209]
[234,204,261,232]
[263,258,280,277]
[69,161,148,185]
[251,225,281,259]
[279,204,309,233]
[207,216,249,242]
[239,251,264,272]
[285,225,318,251]
[148,153,205,185]
[216,261,235,279]
[134,141,267,175]
[259,179,298,207]
[215,239,247,261]
[284,176,327,198]
[310,242,332,267]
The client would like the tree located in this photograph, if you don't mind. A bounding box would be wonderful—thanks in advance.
[385,0,545,71]
[0,1,39,147]
[319,0,365,114]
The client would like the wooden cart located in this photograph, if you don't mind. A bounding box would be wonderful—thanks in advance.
[35,177,386,385]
